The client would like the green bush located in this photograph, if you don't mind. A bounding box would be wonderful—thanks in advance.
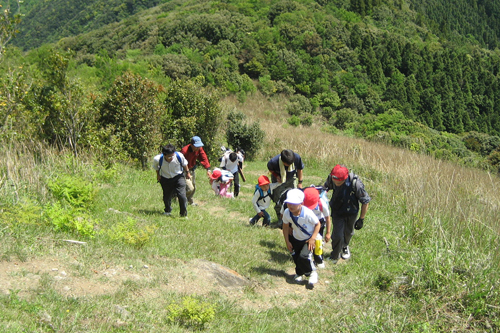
[44,202,96,238]
[98,71,164,168]
[331,108,359,130]
[286,94,312,116]
[102,217,156,248]
[163,77,222,161]
[225,110,265,160]
[47,175,97,209]
[166,296,216,330]
[0,200,44,227]
[287,115,300,127]
[300,114,313,126]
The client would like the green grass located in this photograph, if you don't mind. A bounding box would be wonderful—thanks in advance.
[1,153,499,332]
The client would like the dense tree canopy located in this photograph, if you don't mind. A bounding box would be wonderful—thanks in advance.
[2,0,500,172]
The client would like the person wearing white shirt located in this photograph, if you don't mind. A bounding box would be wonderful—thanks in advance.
[250,175,280,226]
[282,189,321,286]
[152,144,190,217]
[220,150,244,197]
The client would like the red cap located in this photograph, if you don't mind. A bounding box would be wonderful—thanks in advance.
[258,175,270,186]
[303,187,319,210]
[209,169,222,180]
[331,164,348,181]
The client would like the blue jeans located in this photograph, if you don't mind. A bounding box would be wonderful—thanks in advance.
[250,210,271,226]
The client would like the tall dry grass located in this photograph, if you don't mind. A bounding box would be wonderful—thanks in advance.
[1,140,99,205]
[225,93,500,257]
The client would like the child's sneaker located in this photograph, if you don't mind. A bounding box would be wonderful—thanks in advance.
[316,262,325,269]
[249,218,256,225]
[308,271,318,285]
[293,274,303,282]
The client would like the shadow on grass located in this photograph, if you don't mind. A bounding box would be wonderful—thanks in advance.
[250,266,287,277]
[259,240,280,249]
[251,267,314,288]
[268,250,293,264]
[137,209,164,215]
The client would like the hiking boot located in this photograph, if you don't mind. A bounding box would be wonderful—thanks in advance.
[293,274,303,282]
[308,271,318,285]
[341,246,351,260]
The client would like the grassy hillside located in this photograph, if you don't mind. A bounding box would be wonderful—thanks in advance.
[1,98,499,332]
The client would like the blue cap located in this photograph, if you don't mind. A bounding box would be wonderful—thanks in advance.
[191,136,204,148]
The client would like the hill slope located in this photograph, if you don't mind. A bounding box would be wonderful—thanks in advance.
[1,99,499,331]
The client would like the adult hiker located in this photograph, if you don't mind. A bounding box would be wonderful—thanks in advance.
[152,144,190,217]
[267,149,304,226]
[323,164,371,263]
[180,136,211,206]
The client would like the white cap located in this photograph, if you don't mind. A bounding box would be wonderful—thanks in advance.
[284,189,305,205]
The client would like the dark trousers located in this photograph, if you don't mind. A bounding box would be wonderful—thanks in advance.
[160,174,187,216]
[330,215,357,260]
[270,176,295,221]
[250,210,271,226]
[232,171,240,197]
[289,235,315,276]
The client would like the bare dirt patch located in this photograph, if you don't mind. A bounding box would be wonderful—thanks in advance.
[0,256,342,309]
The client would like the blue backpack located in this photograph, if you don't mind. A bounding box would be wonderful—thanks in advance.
[255,184,271,201]
[159,152,182,169]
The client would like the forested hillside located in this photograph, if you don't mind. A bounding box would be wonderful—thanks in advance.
[408,0,500,50]
[2,0,500,173]
[11,0,168,50]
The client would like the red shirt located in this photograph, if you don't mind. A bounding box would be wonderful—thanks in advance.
[180,144,211,170]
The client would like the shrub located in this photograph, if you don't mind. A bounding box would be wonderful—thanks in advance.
[0,200,44,227]
[288,115,300,126]
[286,94,312,116]
[331,108,359,130]
[300,114,313,126]
[44,202,96,238]
[226,110,265,160]
[163,77,222,161]
[259,75,277,96]
[102,217,156,248]
[167,296,216,330]
[98,72,164,169]
[47,175,97,209]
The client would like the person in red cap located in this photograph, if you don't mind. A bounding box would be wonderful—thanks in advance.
[209,168,234,198]
[249,175,280,226]
[180,136,211,205]
[303,187,331,268]
[323,164,371,263]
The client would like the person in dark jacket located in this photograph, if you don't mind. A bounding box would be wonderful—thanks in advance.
[267,149,304,226]
[323,164,370,263]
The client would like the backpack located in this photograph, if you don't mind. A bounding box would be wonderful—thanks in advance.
[255,184,271,201]
[159,152,182,169]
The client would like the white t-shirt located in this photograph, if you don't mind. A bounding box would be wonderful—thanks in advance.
[282,206,319,241]
[152,152,188,178]
[251,182,280,213]
[220,151,244,174]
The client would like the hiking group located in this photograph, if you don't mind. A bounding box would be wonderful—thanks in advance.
[153,138,371,287]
